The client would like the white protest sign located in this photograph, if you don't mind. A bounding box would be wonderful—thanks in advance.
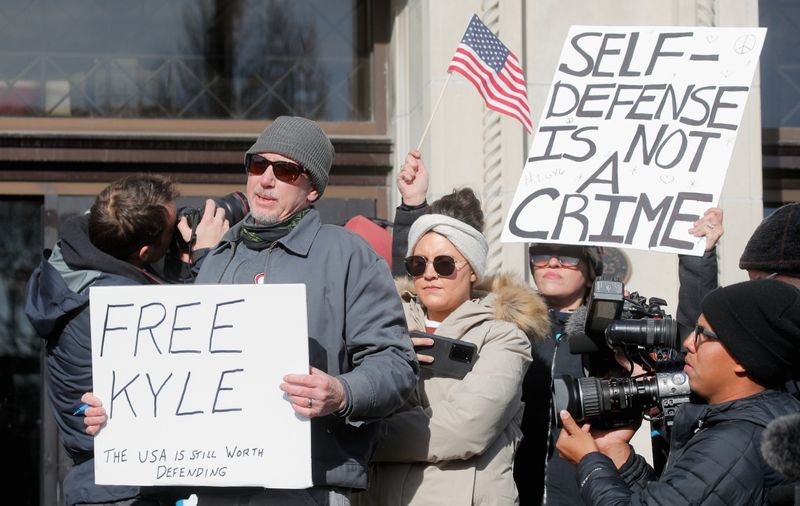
[90,284,311,488]
[503,26,765,255]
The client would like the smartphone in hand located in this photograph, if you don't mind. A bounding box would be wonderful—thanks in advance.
[411,331,478,379]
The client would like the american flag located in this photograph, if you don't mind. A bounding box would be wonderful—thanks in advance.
[447,14,532,133]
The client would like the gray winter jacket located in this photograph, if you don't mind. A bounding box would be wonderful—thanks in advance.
[195,208,418,490]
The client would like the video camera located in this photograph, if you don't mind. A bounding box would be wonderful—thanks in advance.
[553,278,690,429]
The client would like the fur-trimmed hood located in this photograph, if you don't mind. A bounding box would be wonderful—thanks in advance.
[396,274,550,343]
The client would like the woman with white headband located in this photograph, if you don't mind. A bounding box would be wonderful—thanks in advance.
[354,189,550,506]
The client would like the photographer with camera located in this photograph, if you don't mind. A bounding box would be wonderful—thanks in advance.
[392,150,723,505]
[24,174,228,506]
[556,278,800,506]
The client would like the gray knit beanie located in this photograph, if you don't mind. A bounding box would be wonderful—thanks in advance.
[245,116,335,196]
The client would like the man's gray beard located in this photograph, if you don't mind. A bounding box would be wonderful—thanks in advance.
[251,210,280,226]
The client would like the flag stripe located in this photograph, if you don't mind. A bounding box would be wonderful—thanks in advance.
[504,57,527,86]
[453,45,529,102]
[449,66,532,131]
[448,51,532,126]
[448,57,531,120]
[448,63,533,129]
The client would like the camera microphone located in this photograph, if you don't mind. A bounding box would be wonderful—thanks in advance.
[762,413,800,480]
[564,305,604,354]
[564,306,588,337]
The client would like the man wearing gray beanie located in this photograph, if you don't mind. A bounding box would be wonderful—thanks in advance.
[556,278,800,505]
[189,116,418,504]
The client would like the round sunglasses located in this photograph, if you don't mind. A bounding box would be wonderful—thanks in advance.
[405,255,467,277]
[246,154,306,183]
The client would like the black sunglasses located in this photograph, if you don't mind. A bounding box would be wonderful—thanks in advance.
[405,255,466,277]
[246,154,306,183]
[693,324,718,348]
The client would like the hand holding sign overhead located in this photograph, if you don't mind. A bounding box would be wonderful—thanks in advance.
[503,26,765,256]
[688,207,724,251]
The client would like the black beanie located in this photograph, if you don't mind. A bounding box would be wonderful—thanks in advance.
[740,203,800,276]
[701,279,800,387]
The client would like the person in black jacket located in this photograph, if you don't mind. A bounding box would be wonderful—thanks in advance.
[556,278,800,506]
[392,149,723,505]
[24,174,227,506]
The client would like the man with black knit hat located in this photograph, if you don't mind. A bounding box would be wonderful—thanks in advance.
[190,116,417,505]
[555,278,800,505]
[740,202,800,288]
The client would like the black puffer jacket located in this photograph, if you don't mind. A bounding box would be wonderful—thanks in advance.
[577,389,800,505]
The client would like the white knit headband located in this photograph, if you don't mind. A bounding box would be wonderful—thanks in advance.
[407,214,488,282]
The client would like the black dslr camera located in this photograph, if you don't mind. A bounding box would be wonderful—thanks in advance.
[164,192,249,282]
[553,278,690,429]
[177,191,250,234]
[174,191,249,250]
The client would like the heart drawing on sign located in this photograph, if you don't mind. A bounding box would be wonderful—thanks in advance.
[659,174,675,184]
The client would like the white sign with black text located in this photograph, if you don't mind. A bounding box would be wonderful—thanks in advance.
[90,283,311,488]
[503,26,766,255]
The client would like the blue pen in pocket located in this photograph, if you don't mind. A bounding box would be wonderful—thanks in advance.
[73,403,90,416]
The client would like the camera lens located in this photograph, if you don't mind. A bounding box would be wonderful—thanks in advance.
[555,374,663,428]
[178,191,250,231]
[605,318,678,349]
[212,192,250,225]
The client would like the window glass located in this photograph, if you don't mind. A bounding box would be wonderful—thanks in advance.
[0,197,42,506]
[0,0,371,121]
[759,0,800,128]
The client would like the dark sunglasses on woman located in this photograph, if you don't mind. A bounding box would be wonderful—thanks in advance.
[528,245,585,269]
[405,255,466,277]
[246,154,306,183]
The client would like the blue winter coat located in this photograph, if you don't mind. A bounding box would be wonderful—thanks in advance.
[25,215,163,506]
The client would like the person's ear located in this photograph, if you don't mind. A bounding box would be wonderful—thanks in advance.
[125,246,147,267]
[306,186,320,203]
[132,245,150,266]
[470,272,477,282]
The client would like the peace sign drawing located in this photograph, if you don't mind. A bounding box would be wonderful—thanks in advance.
[734,34,757,55]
